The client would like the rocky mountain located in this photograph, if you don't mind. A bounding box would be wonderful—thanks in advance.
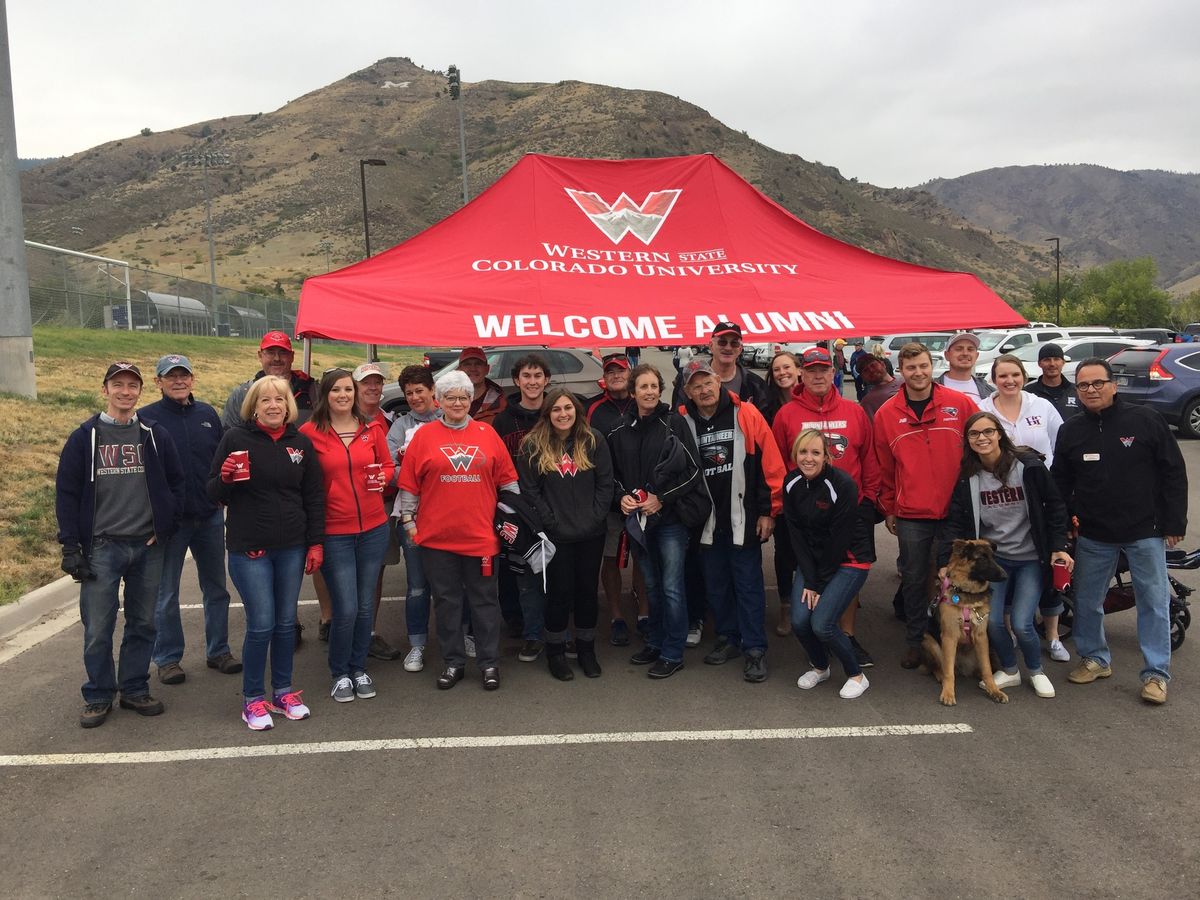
[921,164,1200,293]
[20,58,1045,301]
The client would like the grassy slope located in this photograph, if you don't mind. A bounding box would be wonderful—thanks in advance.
[0,328,420,604]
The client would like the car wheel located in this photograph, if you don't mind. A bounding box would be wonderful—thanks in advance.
[1180,398,1200,439]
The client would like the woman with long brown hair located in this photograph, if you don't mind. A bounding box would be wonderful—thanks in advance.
[518,389,614,679]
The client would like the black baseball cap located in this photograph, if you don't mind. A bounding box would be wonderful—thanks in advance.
[103,361,143,384]
[712,321,742,338]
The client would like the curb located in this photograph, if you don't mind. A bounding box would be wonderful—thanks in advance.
[0,574,79,641]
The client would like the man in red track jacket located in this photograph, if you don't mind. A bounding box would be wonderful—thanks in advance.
[873,342,977,668]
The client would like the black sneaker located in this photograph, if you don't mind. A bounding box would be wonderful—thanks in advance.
[609,619,631,647]
[647,658,683,679]
[743,649,768,683]
[368,634,402,661]
[318,619,331,642]
[79,701,112,729]
[848,635,874,669]
[437,666,465,690]
[294,620,305,649]
[518,639,544,662]
[703,637,741,665]
[629,646,661,665]
[118,694,165,716]
[636,617,651,640]
[482,667,500,691]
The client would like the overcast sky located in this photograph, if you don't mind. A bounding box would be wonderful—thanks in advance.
[7,0,1198,187]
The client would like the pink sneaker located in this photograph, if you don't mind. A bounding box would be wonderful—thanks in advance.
[267,690,311,721]
[242,698,273,731]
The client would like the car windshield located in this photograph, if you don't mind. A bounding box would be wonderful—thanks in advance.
[974,331,1011,351]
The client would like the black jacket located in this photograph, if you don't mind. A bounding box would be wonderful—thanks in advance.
[491,395,543,458]
[585,391,636,440]
[783,464,875,593]
[207,423,326,552]
[140,394,223,519]
[607,403,710,530]
[670,362,766,410]
[1052,395,1188,543]
[518,428,615,543]
[939,450,1069,568]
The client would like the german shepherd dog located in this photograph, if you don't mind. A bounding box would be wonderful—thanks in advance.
[920,539,1009,706]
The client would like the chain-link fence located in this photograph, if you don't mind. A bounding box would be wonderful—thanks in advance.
[24,241,297,339]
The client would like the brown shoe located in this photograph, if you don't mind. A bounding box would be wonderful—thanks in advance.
[1068,658,1113,684]
[79,701,112,729]
[900,646,922,669]
[775,604,792,637]
[118,694,165,716]
[157,663,185,685]
[1141,677,1167,705]
[206,652,243,674]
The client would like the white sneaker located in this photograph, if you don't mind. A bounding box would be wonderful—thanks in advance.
[839,674,869,699]
[1029,671,1056,698]
[984,670,1022,690]
[796,668,831,690]
[685,622,703,648]
[403,645,425,672]
[464,634,477,658]
[1048,639,1071,662]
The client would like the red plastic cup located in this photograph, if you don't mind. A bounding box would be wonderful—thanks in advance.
[364,463,384,492]
[481,555,494,577]
[229,450,250,482]
[1052,559,1071,592]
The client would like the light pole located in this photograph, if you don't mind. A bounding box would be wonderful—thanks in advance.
[359,159,386,361]
[1044,237,1061,324]
[447,65,468,205]
[317,239,333,272]
[181,150,232,333]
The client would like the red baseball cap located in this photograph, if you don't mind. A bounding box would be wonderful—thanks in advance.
[458,347,488,363]
[260,331,293,351]
[800,347,833,368]
[602,353,631,371]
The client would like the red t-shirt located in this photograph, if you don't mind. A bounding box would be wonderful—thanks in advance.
[397,419,518,556]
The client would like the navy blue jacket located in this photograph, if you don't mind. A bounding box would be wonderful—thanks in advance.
[55,414,185,552]
[140,394,223,519]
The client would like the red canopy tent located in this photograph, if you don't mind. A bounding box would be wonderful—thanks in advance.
[297,154,1023,346]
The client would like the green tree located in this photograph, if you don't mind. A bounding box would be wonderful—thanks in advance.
[1020,257,1170,327]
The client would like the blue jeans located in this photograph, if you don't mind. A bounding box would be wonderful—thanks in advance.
[322,523,390,678]
[633,522,689,662]
[987,557,1046,673]
[791,565,869,677]
[400,527,432,647]
[228,545,305,700]
[1072,535,1172,682]
[153,510,231,666]
[79,538,165,703]
[701,532,768,652]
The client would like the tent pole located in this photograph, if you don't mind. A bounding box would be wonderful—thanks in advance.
[302,337,312,376]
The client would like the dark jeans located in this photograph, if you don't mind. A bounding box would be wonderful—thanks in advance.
[701,532,768,652]
[896,517,944,646]
[227,545,305,700]
[634,522,689,662]
[684,528,707,624]
[544,534,605,641]
[153,510,231,666]
[772,516,796,604]
[499,564,546,640]
[79,538,165,704]
[791,565,869,677]
[322,523,389,678]
[422,547,502,669]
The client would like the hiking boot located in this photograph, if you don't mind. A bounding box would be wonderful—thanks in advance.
[546,643,574,681]
[575,639,602,678]
[331,675,355,702]
[630,646,661,665]
[206,652,243,675]
[80,701,112,729]
[352,671,376,699]
[119,694,165,716]
[848,635,874,669]
[609,619,630,647]
[368,634,402,661]
[1068,658,1113,684]
[267,690,311,720]
[1141,677,1167,705]
[242,698,273,731]
[647,657,683,679]
[518,639,544,662]
[157,663,186,685]
[900,646,922,669]
[403,645,426,672]
[743,649,768,683]
[703,637,741,665]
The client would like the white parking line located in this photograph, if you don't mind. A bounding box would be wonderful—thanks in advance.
[0,723,972,767]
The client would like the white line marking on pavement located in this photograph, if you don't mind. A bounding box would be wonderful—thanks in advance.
[0,723,972,767]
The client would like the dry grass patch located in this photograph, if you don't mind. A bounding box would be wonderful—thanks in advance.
[0,328,420,603]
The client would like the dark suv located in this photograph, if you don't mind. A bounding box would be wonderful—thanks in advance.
[1108,345,1200,437]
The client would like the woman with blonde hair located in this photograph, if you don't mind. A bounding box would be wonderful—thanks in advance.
[518,389,614,680]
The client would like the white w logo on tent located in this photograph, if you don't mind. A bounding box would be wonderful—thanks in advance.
[564,188,682,245]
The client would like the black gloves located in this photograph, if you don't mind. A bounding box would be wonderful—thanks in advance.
[61,546,95,582]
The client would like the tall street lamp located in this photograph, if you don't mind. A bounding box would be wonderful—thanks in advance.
[447,65,468,205]
[181,149,232,333]
[359,158,386,361]
[1044,236,1061,324]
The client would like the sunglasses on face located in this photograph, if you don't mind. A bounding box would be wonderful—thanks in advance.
[715,338,742,348]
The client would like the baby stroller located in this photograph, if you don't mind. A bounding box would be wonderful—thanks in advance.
[1058,546,1196,652]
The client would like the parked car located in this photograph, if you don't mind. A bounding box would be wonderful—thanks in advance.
[1108,345,1200,438]
[422,349,461,369]
[973,336,1152,383]
[970,326,1115,371]
[1119,328,1181,344]
[380,346,605,415]
[753,342,784,368]
[741,342,770,367]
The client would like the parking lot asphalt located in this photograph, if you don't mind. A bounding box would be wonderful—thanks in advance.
[3,353,1199,899]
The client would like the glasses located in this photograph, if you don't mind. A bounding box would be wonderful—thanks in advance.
[967,427,999,440]
[442,395,470,405]
[1077,379,1111,392]
[715,338,742,348]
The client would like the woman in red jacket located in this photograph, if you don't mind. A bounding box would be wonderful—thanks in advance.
[300,369,394,704]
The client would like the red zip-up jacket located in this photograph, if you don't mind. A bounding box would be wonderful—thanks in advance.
[873,384,976,520]
[772,385,879,504]
[299,417,394,535]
